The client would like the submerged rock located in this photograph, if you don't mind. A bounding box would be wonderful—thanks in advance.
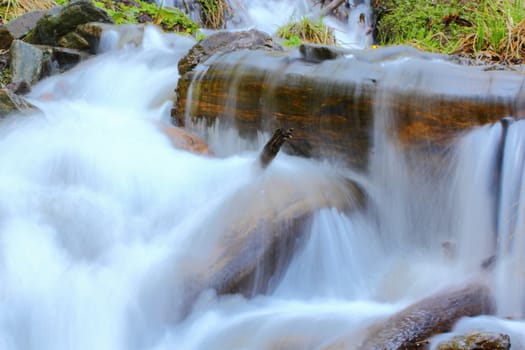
[178,29,283,75]
[333,283,494,350]
[160,124,212,155]
[178,155,364,317]
[436,332,511,350]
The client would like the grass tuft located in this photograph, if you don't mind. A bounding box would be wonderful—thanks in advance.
[276,17,337,47]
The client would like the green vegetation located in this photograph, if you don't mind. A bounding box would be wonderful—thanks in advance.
[376,0,525,63]
[276,17,336,47]
[196,0,230,29]
[91,0,200,36]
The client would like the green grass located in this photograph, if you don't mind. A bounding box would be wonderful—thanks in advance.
[376,0,525,63]
[276,17,336,46]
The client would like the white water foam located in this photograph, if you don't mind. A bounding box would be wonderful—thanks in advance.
[1,23,523,350]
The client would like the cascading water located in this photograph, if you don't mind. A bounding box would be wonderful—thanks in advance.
[1,24,524,350]
[227,0,373,48]
[161,0,373,48]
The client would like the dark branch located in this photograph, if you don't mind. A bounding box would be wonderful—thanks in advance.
[259,128,294,169]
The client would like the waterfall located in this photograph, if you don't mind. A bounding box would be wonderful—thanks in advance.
[1,24,525,350]
[227,0,374,48]
[159,0,373,48]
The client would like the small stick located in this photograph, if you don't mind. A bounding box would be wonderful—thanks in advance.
[259,128,294,169]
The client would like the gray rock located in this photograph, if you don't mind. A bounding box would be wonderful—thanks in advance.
[0,88,37,118]
[178,29,282,75]
[436,332,511,350]
[7,10,47,39]
[24,0,113,46]
[0,10,46,50]
[10,40,43,85]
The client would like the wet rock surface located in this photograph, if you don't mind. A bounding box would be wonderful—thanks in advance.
[321,283,494,350]
[174,47,524,169]
[179,163,364,317]
[177,29,283,75]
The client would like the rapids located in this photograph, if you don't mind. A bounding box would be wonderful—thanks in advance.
[0,25,524,350]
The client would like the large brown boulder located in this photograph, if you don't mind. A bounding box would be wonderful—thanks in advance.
[178,161,364,316]
[177,29,283,76]
[173,47,524,169]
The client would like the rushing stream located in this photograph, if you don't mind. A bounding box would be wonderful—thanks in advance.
[0,25,525,349]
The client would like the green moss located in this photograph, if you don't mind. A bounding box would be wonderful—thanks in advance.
[276,17,336,46]
[376,0,525,63]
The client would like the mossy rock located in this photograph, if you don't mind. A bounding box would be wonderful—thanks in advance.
[24,0,113,46]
